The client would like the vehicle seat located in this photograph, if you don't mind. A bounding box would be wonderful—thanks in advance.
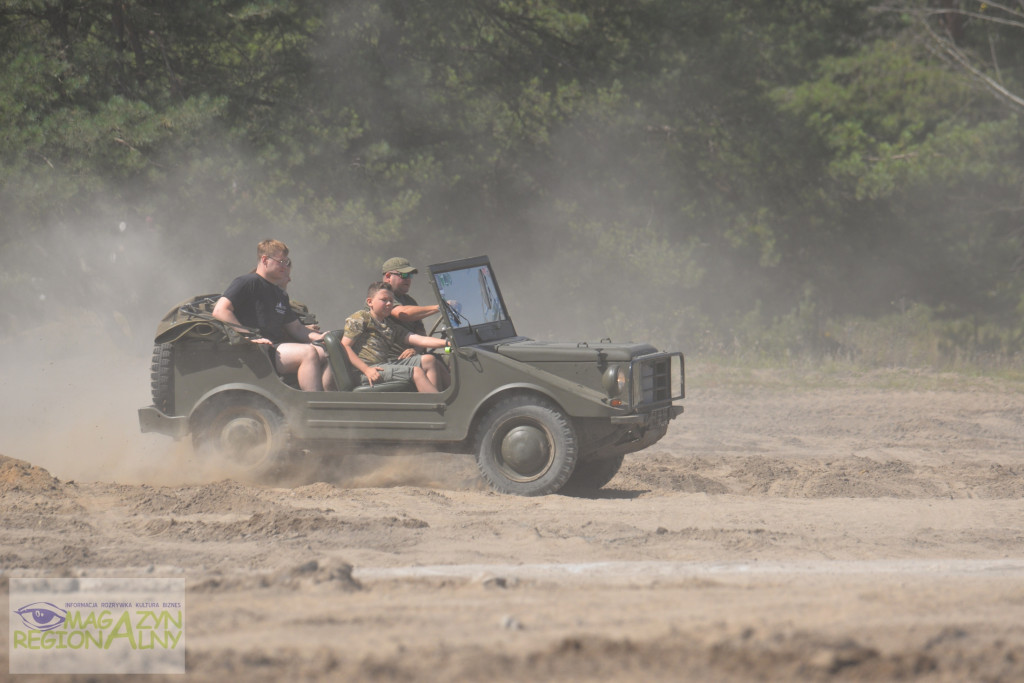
[320,330,414,392]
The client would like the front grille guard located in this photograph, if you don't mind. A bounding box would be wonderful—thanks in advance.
[628,352,684,410]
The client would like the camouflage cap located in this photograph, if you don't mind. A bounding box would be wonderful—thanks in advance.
[382,257,418,275]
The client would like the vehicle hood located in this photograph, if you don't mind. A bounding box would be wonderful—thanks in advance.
[490,339,658,363]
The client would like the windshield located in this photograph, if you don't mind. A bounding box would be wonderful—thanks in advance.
[435,264,507,326]
[429,256,518,345]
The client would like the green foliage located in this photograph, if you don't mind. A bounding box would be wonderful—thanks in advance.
[774,39,1000,200]
[5,0,1024,369]
[827,304,1024,370]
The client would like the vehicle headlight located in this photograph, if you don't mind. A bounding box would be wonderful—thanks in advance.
[602,364,627,398]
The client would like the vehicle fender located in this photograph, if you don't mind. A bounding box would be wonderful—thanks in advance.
[476,350,621,407]
[464,379,615,439]
[188,383,290,425]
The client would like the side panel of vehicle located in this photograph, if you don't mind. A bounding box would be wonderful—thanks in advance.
[167,340,455,444]
[172,341,284,420]
[289,345,625,446]
[168,340,651,455]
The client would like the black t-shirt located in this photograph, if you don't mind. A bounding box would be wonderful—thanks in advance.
[222,273,297,343]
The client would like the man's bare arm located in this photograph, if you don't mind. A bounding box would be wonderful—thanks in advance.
[212,297,271,344]
[211,296,240,326]
[390,303,440,325]
[284,318,323,343]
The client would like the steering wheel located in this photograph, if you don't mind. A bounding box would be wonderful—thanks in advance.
[429,315,448,337]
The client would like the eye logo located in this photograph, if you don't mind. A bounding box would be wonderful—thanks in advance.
[13,602,67,631]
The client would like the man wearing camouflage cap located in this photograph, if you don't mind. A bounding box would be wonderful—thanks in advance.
[381,257,438,335]
[381,256,450,389]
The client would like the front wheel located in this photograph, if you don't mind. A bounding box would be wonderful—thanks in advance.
[191,394,292,477]
[560,454,626,495]
[474,395,578,496]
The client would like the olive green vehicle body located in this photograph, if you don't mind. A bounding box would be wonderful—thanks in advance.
[139,256,684,495]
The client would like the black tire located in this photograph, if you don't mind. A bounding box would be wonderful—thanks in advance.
[191,394,292,476]
[561,454,626,494]
[150,343,174,414]
[474,395,578,496]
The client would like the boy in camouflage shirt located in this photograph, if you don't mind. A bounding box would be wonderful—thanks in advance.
[342,282,449,392]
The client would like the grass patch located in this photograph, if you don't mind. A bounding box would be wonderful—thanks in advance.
[680,302,1024,391]
[687,356,1024,392]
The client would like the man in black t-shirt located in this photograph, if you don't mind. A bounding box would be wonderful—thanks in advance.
[213,239,330,391]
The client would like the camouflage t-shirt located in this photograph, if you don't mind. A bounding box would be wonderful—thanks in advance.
[343,309,411,366]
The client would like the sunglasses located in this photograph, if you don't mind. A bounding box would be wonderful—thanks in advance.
[387,271,413,279]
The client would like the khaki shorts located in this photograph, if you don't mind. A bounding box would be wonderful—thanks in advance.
[359,363,415,386]
[392,355,423,368]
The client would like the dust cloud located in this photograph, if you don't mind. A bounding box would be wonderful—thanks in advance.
[0,213,491,489]
[0,337,483,489]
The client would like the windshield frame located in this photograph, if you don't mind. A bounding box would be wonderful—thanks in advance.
[427,255,518,346]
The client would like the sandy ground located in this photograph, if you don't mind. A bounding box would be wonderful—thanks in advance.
[3,359,1024,681]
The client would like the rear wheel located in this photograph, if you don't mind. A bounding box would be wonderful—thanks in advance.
[191,394,292,476]
[475,395,577,496]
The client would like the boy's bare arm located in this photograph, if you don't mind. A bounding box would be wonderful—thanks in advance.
[407,333,448,349]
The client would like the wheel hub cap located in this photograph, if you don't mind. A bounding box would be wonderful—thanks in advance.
[221,417,266,455]
[500,425,552,478]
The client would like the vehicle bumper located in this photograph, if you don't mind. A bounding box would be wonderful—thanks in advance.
[608,404,684,426]
[138,406,189,440]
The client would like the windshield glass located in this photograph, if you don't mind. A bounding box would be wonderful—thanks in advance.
[434,264,507,327]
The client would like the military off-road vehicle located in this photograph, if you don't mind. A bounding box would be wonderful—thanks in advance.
[139,255,684,496]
